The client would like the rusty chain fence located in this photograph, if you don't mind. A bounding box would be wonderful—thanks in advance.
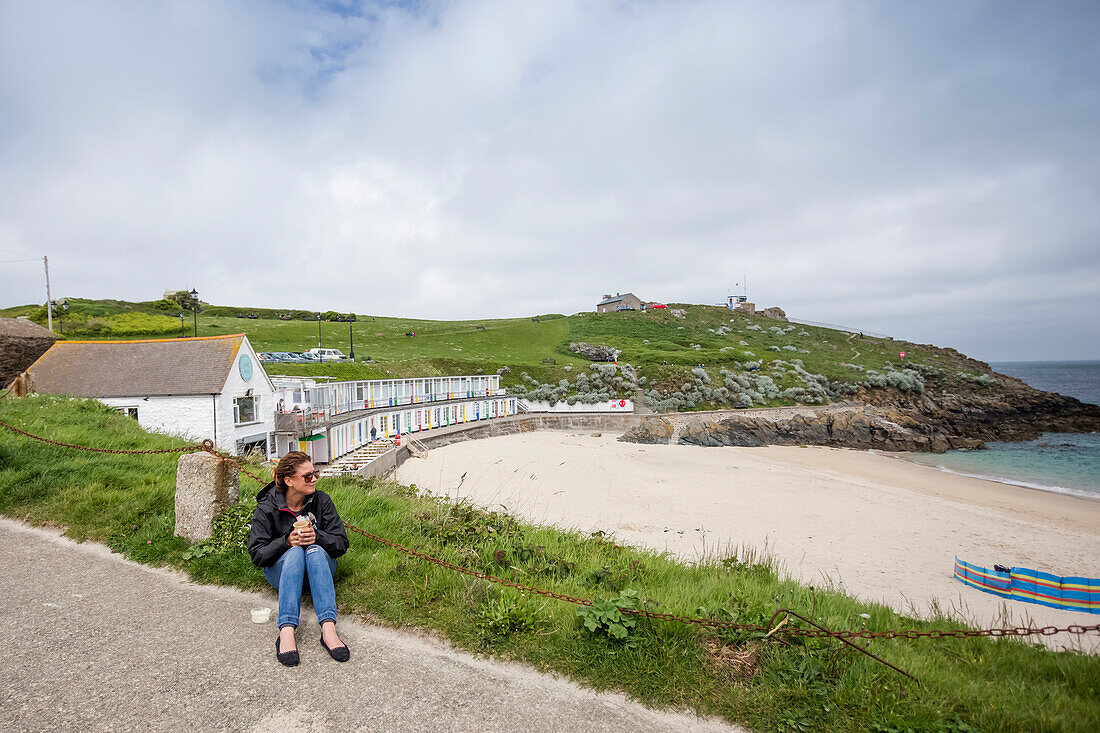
[3,416,1098,681]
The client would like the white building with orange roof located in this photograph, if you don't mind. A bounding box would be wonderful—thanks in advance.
[25,333,275,456]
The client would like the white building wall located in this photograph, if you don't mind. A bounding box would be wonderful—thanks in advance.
[100,336,275,457]
[217,336,276,455]
[100,395,215,443]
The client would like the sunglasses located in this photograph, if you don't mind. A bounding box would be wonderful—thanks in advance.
[296,471,320,482]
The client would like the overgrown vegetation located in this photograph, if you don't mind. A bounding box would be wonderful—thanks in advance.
[2,394,1097,732]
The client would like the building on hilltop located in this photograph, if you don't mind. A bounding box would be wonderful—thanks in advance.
[596,292,644,313]
[727,294,755,315]
[24,334,275,456]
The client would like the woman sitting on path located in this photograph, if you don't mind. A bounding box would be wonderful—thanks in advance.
[249,451,351,666]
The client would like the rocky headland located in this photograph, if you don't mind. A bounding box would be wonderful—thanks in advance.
[621,376,1100,452]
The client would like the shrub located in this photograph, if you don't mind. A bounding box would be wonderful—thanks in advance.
[691,367,711,384]
[864,366,925,393]
[958,371,999,386]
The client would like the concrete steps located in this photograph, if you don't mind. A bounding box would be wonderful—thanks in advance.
[633,389,652,415]
[321,439,396,476]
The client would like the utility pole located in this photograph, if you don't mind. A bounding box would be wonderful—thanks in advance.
[44,255,53,332]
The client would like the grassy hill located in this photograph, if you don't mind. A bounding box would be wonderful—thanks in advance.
[8,297,1006,411]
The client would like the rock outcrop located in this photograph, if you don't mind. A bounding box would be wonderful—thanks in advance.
[1,318,57,389]
[569,342,621,362]
[759,307,787,321]
[667,405,984,453]
[619,417,673,444]
[619,379,1100,453]
[853,378,1100,445]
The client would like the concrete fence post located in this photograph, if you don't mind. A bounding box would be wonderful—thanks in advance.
[174,451,239,542]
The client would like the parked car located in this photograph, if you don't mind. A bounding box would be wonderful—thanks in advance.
[308,348,349,361]
[257,352,272,361]
[300,352,320,362]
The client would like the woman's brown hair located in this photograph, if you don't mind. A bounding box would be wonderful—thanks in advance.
[273,451,312,493]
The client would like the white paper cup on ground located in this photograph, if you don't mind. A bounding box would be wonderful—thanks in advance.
[251,607,272,624]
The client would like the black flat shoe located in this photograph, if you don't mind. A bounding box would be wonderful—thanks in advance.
[276,636,299,667]
[320,636,350,662]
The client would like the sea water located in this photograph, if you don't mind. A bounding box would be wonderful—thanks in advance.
[902,361,1100,498]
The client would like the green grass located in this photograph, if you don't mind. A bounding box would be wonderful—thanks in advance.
[8,296,1005,406]
[2,394,1098,732]
[205,304,1005,403]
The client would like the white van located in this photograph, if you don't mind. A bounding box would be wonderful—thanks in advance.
[308,348,349,362]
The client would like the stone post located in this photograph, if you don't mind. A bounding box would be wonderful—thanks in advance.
[174,451,239,542]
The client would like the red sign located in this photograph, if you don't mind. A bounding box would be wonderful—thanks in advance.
[619,399,626,407]
[900,351,906,358]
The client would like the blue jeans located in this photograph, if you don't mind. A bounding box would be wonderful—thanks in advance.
[262,545,338,629]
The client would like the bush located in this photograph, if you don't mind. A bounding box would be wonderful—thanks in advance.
[864,366,925,393]
[151,299,182,313]
[958,371,999,386]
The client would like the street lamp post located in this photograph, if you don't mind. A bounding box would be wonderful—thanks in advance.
[317,313,323,360]
[348,313,356,360]
[178,312,186,333]
[51,300,67,334]
[190,288,199,338]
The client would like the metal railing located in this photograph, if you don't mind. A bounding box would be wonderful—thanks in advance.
[276,389,514,437]
[332,388,507,417]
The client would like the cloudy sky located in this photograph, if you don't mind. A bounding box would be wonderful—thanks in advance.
[1,1,1097,362]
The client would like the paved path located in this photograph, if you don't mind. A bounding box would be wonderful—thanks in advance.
[0,518,744,733]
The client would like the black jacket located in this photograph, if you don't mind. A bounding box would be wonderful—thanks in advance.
[248,482,350,568]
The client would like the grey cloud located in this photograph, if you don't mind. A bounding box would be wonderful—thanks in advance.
[1,0,1097,360]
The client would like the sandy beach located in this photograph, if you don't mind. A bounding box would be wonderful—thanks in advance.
[398,431,1100,652]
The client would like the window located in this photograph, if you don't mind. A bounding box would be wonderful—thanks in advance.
[117,406,138,420]
[234,396,257,424]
